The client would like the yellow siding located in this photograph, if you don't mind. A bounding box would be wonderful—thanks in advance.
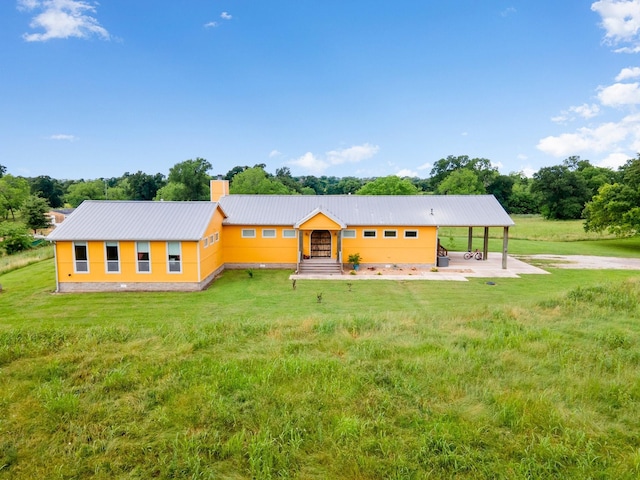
[55,240,201,284]
[298,212,342,231]
[197,207,225,280]
[342,226,437,264]
[222,225,298,264]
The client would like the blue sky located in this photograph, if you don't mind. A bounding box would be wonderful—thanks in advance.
[2,1,640,180]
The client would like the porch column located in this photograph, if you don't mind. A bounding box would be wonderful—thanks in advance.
[337,230,342,266]
[483,227,489,261]
[502,226,509,269]
[467,227,473,252]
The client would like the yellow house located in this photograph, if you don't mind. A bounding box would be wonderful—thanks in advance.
[47,180,514,292]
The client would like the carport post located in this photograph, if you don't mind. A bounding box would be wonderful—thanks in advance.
[502,227,509,269]
[483,227,489,260]
[467,227,473,252]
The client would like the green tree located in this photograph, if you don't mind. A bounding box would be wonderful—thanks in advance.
[154,182,190,201]
[124,171,166,200]
[0,175,30,220]
[436,169,485,195]
[334,176,364,194]
[583,156,640,235]
[0,164,7,178]
[30,175,64,208]
[429,155,498,190]
[0,222,31,254]
[65,180,106,207]
[506,174,539,214]
[166,158,212,200]
[22,195,51,233]
[356,176,419,195]
[276,167,303,193]
[230,167,295,194]
[531,162,591,220]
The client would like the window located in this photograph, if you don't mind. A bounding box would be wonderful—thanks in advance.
[214,232,219,242]
[74,242,89,273]
[363,230,377,238]
[404,230,418,238]
[105,242,120,272]
[342,229,356,238]
[242,229,255,238]
[383,230,397,238]
[262,229,276,238]
[209,234,214,244]
[137,241,150,273]
[203,237,209,247]
[167,242,181,273]
[283,229,296,238]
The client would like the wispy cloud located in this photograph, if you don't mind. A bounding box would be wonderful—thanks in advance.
[18,0,110,42]
[616,66,640,80]
[500,7,516,17]
[204,21,218,28]
[289,143,380,175]
[268,149,281,158]
[220,12,232,20]
[592,0,640,52]
[552,103,601,123]
[47,134,77,141]
[395,169,417,177]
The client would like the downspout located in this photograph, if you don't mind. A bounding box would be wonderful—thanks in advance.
[297,230,303,273]
[53,241,60,293]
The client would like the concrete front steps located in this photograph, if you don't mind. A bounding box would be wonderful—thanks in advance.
[298,258,342,275]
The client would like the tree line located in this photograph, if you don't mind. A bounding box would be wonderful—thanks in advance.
[1,153,639,254]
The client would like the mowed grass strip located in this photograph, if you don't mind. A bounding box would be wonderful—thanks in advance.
[1,257,640,477]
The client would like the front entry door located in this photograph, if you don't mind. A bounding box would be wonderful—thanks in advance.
[310,230,331,258]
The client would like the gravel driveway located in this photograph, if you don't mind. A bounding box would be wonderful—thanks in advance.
[517,255,640,270]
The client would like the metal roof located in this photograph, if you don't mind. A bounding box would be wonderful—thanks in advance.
[218,195,514,227]
[46,201,219,241]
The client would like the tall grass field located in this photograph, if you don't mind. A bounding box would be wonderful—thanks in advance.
[1,216,639,479]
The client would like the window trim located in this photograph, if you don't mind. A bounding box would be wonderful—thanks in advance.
[105,241,120,273]
[214,232,219,243]
[73,241,89,273]
[404,230,419,239]
[262,228,277,238]
[282,229,296,238]
[363,229,377,238]
[167,241,182,274]
[383,230,397,238]
[136,241,151,274]
[241,229,256,238]
[342,229,356,238]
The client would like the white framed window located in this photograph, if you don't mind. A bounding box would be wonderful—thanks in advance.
[242,229,255,238]
[203,237,209,247]
[210,234,214,244]
[105,242,120,273]
[137,241,151,273]
[404,230,418,238]
[342,229,356,238]
[214,232,219,242]
[383,230,397,238]
[363,230,377,238]
[262,229,276,238]
[167,241,182,273]
[73,242,89,273]
[283,229,296,238]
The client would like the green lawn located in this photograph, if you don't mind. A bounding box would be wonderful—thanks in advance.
[1,255,640,479]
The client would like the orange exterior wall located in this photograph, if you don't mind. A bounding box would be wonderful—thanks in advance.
[198,207,225,279]
[341,226,437,265]
[222,225,298,264]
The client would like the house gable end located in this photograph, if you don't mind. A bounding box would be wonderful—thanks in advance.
[294,208,346,230]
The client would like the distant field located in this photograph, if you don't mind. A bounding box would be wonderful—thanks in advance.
[1,256,640,478]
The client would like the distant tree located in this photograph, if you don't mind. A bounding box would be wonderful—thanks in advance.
[154,182,190,201]
[22,195,51,233]
[531,162,591,220]
[0,222,31,255]
[506,174,539,214]
[486,174,515,208]
[0,164,6,178]
[225,165,249,183]
[356,176,419,195]
[276,167,303,193]
[436,169,485,195]
[334,176,364,195]
[65,180,106,207]
[124,171,166,200]
[583,156,640,236]
[167,158,212,200]
[230,167,295,194]
[429,155,498,190]
[29,175,64,208]
[0,175,30,220]
[300,176,325,195]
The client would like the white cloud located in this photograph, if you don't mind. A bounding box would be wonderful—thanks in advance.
[552,103,601,123]
[598,82,640,105]
[520,166,536,178]
[616,66,640,80]
[204,21,218,28]
[517,154,528,161]
[268,149,281,158]
[417,162,431,171]
[18,0,110,42]
[289,143,380,174]
[395,169,418,177]
[598,151,631,168]
[47,133,77,141]
[500,7,516,17]
[221,11,232,20]
[592,0,640,51]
